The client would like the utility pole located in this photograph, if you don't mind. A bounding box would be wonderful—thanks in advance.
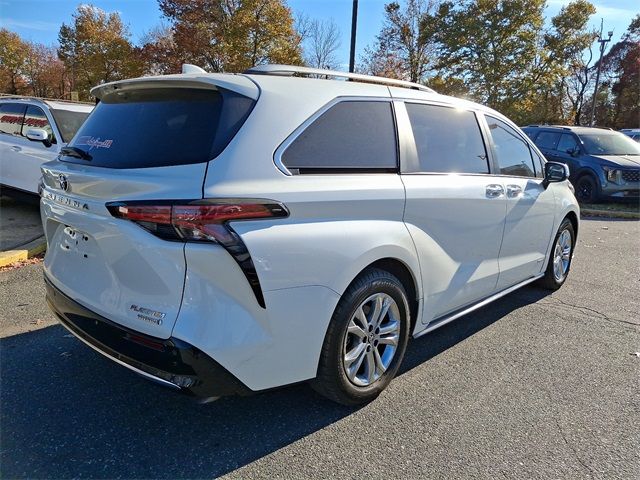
[349,0,359,73]
[589,20,613,127]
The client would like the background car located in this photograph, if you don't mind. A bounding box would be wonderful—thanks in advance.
[0,96,93,194]
[522,125,640,203]
[621,128,640,142]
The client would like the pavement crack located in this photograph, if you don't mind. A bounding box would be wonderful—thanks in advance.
[553,417,596,478]
[539,299,639,330]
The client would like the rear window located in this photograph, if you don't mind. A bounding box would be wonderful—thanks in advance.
[61,88,254,169]
[50,108,90,143]
[281,101,397,172]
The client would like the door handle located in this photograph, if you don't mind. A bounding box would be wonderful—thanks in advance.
[11,146,22,152]
[485,184,504,198]
[506,184,523,198]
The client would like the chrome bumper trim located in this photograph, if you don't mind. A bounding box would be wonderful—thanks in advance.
[59,321,181,390]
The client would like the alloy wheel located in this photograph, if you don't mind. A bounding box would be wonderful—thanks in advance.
[553,229,572,282]
[342,293,400,387]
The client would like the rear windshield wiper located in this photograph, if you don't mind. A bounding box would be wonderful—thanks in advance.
[60,146,92,161]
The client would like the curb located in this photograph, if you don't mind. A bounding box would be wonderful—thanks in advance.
[581,208,640,220]
[0,236,47,268]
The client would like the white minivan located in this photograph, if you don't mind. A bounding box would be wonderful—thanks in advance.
[0,96,93,194]
[41,65,579,405]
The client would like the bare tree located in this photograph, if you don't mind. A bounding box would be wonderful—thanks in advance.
[303,18,341,70]
[563,42,597,125]
[295,12,312,45]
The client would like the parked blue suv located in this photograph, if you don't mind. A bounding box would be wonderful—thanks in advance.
[522,125,640,203]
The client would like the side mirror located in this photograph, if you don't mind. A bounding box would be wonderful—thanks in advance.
[26,128,52,147]
[543,161,569,188]
[568,147,580,157]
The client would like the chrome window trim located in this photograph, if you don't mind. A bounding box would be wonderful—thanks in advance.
[273,96,396,176]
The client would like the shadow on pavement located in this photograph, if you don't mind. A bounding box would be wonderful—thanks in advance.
[0,286,551,479]
[0,193,43,251]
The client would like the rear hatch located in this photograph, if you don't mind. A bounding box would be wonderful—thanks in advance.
[41,75,258,339]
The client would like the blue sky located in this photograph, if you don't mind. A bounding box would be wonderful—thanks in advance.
[1,0,638,70]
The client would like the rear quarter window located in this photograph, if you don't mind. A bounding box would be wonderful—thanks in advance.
[281,100,398,173]
[61,88,254,169]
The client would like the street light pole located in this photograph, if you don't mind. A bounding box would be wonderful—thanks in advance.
[349,0,359,73]
[589,22,613,127]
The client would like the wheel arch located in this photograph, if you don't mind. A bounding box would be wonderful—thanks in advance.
[346,257,421,332]
[574,165,602,188]
[565,210,579,239]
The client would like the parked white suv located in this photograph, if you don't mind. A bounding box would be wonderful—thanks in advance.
[41,65,579,405]
[0,96,93,194]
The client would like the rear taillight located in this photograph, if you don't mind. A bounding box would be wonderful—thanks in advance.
[107,199,289,308]
[108,202,287,244]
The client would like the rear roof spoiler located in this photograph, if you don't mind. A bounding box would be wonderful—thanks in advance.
[90,73,259,101]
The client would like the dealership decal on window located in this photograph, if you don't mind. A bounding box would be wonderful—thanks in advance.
[76,136,114,149]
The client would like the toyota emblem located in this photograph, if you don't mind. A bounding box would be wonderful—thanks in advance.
[57,173,69,192]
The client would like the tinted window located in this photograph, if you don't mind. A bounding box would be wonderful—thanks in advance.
[62,88,254,169]
[406,103,488,173]
[24,106,55,142]
[557,134,578,154]
[0,103,26,136]
[50,108,90,143]
[487,116,536,177]
[534,131,560,150]
[531,150,545,178]
[282,101,397,171]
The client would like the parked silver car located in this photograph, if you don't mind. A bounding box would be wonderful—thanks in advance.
[0,96,93,194]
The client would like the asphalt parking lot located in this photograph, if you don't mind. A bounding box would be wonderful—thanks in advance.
[0,194,42,251]
[0,217,638,479]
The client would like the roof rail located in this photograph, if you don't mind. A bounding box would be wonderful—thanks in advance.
[526,124,572,130]
[244,64,436,94]
[0,93,94,106]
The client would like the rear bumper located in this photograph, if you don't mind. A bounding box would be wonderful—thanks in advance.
[44,275,252,398]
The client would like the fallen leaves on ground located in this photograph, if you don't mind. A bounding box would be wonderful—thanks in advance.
[0,254,44,272]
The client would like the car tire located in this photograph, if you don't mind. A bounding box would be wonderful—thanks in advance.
[311,268,411,406]
[575,174,599,203]
[538,218,575,290]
